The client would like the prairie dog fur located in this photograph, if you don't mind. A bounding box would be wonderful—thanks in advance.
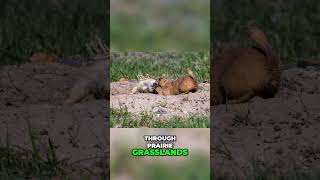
[65,60,108,104]
[156,68,198,95]
[211,25,280,105]
[130,78,157,94]
[297,60,320,68]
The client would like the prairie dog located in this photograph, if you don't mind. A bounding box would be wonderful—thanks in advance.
[211,25,280,105]
[65,60,108,104]
[297,60,320,68]
[156,68,198,95]
[30,52,58,64]
[130,78,157,94]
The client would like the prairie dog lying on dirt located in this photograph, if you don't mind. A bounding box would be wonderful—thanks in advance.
[130,78,157,94]
[297,60,320,68]
[211,25,280,105]
[156,68,198,95]
[65,60,108,104]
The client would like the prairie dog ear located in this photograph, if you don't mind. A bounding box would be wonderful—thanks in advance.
[161,73,169,78]
[159,74,165,79]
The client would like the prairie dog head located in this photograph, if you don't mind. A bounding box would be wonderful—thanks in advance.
[131,78,157,94]
[157,75,171,87]
[143,78,157,92]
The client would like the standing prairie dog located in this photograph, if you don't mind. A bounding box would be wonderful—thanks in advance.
[156,68,198,95]
[211,25,280,105]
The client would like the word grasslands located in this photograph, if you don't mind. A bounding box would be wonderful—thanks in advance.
[132,135,189,156]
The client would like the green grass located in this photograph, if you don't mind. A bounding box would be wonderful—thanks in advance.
[0,142,68,179]
[0,119,67,178]
[111,52,209,82]
[110,108,209,128]
[211,0,320,64]
[0,0,108,65]
[0,118,106,179]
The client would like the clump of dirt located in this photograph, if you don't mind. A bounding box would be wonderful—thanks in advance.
[211,66,320,178]
[110,81,210,119]
[0,63,108,177]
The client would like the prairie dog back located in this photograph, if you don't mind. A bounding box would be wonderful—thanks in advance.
[65,60,108,104]
[211,25,280,105]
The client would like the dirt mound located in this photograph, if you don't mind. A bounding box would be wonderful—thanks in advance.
[212,66,320,178]
[0,63,108,177]
[110,81,210,119]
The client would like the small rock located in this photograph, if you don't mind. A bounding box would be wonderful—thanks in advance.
[152,106,168,116]
[273,125,281,132]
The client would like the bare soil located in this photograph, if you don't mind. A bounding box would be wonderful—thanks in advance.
[0,63,108,178]
[212,66,320,178]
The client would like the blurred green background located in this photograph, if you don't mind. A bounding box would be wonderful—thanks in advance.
[112,148,209,180]
[211,0,320,63]
[0,0,109,65]
[111,0,210,52]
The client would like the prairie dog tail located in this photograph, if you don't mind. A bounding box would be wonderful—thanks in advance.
[187,68,196,80]
[246,25,279,68]
[246,25,280,97]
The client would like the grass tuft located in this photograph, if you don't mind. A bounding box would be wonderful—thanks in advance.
[110,108,209,128]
